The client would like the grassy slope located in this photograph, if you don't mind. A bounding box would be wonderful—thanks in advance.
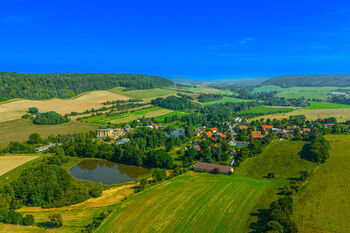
[292,135,350,233]
[110,87,178,99]
[235,140,317,232]
[306,101,350,110]
[201,96,250,106]
[0,119,98,147]
[253,85,341,99]
[97,172,270,233]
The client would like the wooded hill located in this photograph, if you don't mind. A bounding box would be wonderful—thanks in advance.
[263,75,350,87]
[0,72,173,101]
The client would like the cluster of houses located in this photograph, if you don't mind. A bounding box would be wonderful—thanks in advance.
[36,143,63,152]
[96,125,132,143]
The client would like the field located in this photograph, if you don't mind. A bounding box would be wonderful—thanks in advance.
[110,87,178,99]
[241,105,294,114]
[0,119,98,147]
[201,96,251,106]
[306,101,350,110]
[0,91,128,123]
[292,135,350,233]
[153,110,190,121]
[0,155,39,176]
[97,172,270,233]
[83,107,173,124]
[172,86,236,95]
[253,85,342,99]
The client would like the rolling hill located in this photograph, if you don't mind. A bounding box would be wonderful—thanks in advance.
[263,75,350,87]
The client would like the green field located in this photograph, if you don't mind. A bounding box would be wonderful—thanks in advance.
[201,96,250,106]
[83,107,172,124]
[292,135,350,233]
[153,110,190,121]
[110,87,178,99]
[235,140,317,232]
[97,172,270,233]
[172,86,236,96]
[253,85,342,99]
[0,119,98,147]
[241,105,294,114]
[306,101,350,110]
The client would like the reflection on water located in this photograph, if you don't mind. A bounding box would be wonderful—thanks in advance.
[70,159,150,185]
[165,129,185,138]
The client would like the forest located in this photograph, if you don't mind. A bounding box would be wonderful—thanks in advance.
[262,75,350,87]
[0,72,173,101]
[151,96,200,110]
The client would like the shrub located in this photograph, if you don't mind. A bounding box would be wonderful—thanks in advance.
[22,214,35,226]
[49,213,63,228]
[267,172,275,178]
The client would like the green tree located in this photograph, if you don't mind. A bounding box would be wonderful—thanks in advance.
[28,133,42,144]
[28,107,38,114]
[49,213,63,228]
[22,214,35,226]
[152,168,167,182]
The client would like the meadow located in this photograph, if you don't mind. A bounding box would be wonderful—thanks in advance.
[241,105,294,114]
[253,85,342,99]
[110,87,178,99]
[97,172,270,233]
[0,119,98,147]
[153,110,190,121]
[0,90,128,123]
[83,107,173,124]
[306,101,350,110]
[292,135,350,233]
[172,86,236,95]
[201,96,251,106]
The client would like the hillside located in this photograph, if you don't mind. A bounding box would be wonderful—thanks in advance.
[263,75,350,87]
[0,72,173,101]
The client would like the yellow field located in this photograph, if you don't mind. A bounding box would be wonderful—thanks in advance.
[0,91,128,123]
[0,155,39,176]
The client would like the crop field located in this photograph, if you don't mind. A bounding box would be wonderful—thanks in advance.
[110,87,178,99]
[292,135,350,233]
[0,90,128,123]
[0,119,98,147]
[0,155,39,176]
[306,101,350,110]
[172,86,236,95]
[153,110,190,121]
[83,107,173,124]
[201,96,251,106]
[253,85,342,99]
[241,105,294,114]
[97,172,270,233]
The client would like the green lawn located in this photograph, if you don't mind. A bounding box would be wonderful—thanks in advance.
[292,135,350,233]
[83,107,172,124]
[97,172,270,233]
[306,101,350,110]
[253,85,343,100]
[201,96,251,106]
[241,105,294,114]
[110,87,178,99]
[0,119,98,148]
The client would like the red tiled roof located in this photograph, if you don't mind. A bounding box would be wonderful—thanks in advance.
[262,125,273,129]
[194,162,233,174]
[205,131,213,137]
[239,125,248,130]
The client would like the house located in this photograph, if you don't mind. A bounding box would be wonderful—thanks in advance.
[36,143,62,152]
[96,128,114,138]
[194,145,201,152]
[239,125,248,130]
[194,162,233,174]
[251,131,264,139]
[229,148,236,155]
[303,128,311,133]
[116,138,130,144]
[211,127,218,133]
[216,132,227,139]
[123,125,131,132]
[229,138,236,146]
[204,131,213,138]
[243,119,249,124]
[234,117,242,123]
[324,123,335,128]
[148,123,159,129]
[262,125,273,130]
[236,141,249,146]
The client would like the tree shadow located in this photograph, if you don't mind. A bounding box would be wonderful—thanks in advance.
[299,143,312,161]
[248,208,270,233]
[37,221,53,228]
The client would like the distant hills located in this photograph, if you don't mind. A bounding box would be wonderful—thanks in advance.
[263,75,350,88]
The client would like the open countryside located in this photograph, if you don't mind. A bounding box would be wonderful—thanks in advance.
[97,172,270,233]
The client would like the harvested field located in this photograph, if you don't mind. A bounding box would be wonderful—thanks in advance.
[0,91,128,122]
[0,119,98,147]
[0,155,39,176]
[97,172,270,233]
[201,96,251,106]
[110,87,177,99]
[292,135,350,233]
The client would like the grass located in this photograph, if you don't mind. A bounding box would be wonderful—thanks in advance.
[235,140,317,232]
[97,172,270,233]
[83,107,173,124]
[292,135,350,233]
[0,119,98,147]
[241,105,294,114]
[201,96,251,106]
[0,90,128,123]
[253,85,342,100]
[153,110,190,121]
[306,101,350,110]
[171,86,237,96]
[110,87,178,99]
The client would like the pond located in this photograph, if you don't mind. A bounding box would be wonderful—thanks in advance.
[70,159,150,185]
[165,129,185,138]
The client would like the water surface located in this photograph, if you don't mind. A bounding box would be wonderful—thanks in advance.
[70,159,150,185]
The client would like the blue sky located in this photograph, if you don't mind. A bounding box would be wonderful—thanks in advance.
[0,0,349,79]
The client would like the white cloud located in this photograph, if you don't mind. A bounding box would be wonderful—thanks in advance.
[239,37,255,44]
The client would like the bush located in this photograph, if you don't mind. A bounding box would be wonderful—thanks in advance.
[267,172,275,178]
[22,214,35,226]
[49,213,63,228]
[213,168,221,174]
[152,168,167,182]
[89,186,102,198]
